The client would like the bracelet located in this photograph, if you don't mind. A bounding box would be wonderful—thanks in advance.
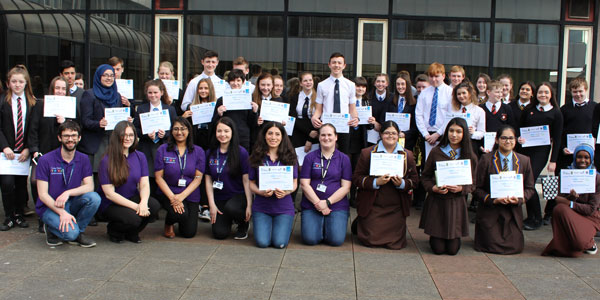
[326,199,332,207]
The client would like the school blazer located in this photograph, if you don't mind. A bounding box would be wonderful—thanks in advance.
[78,89,123,155]
[0,94,34,152]
[133,102,177,144]
[27,99,79,154]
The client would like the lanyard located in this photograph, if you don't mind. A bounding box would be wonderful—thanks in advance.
[176,149,187,178]
[320,154,332,183]
[216,151,228,181]
[60,161,75,186]
[264,158,280,167]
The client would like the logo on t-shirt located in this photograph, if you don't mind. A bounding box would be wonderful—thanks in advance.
[164,157,177,164]
[209,159,219,166]
[50,167,64,175]
[312,162,322,169]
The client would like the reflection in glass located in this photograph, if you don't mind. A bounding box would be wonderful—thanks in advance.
[159,18,179,77]
[188,0,283,11]
[289,0,387,14]
[393,0,490,18]
[0,0,85,10]
[361,23,384,79]
[495,0,560,20]
[90,0,150,9]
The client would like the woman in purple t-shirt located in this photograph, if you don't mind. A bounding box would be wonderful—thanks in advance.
[98,121,161,243]
[300,124,352,246]
[249,122,298,248]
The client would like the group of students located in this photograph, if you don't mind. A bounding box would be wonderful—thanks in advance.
[0,51,598,258]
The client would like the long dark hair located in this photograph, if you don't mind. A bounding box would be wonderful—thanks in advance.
[209,117,242,178]
[451,81,477,111]
[166,117,195,152]
[393,73,416,107]
[491,125,517,152]
[439,117,472,159]
[106,120,139,187]
[525,82,558,112]
[249,121,297,167]
[517,81,536,102]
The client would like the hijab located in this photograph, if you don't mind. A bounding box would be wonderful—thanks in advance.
[93,64,121,107]
[570,143,595,169]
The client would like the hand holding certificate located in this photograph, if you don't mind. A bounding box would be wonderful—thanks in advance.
[222,90,252,110]
[369,153,404,176]
[356,106,372,125]
[321,113,350,133]
[105,107,130,131]
[520,125,551,147]
[115,79,134,99]
[190,102,216,125]
[560,169,596,194]
[140,109,172,134]
[385,113,411,131]
[0,154,30,176]
[260,100,289,123]
[44,95,76,119]
[490,173,524,199]
[258,166,294,191]
[435,159,472,186]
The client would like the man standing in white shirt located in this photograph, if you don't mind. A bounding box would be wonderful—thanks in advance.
[415,62,453,149]
[311,52,359,154]
[181,50,222,111]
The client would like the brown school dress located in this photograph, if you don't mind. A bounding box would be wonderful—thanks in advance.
[473,151,536,254]
[542,174,600,257]
[352,145,419,249]
[419,146,477,239]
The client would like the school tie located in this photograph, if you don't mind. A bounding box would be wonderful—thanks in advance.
[429,87,438,126]
[502,157,509,172]
[333,79,340,113]
[398,97,404,113]
[491,103,496,115]
[14,97,23,151]
[302,96,309,119]
[520,104,525,110]
[379,96,384,101]
[153,107,160,143]
[461,106,466,113]
[449,149,457,160]
[539,106,544,112]
[575,102,585,107]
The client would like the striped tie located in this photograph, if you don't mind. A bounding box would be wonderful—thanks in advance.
[429,87,438,126]
[14,97,23,151]
[153,107,160,143]
[449,149,457,160]
[502,157,509,171]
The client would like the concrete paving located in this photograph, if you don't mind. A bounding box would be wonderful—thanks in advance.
[0,204,598,300]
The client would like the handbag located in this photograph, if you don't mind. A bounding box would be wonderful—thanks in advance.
[541,175,559,201]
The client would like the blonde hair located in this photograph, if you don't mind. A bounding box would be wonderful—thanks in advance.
[5,65,36,107]
[192,78,216,105]
[157,61,175,79]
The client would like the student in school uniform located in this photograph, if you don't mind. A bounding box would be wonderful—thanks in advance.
[300,124,352,246]
[231,56,256,94]
[518,82,563,230]
[419,117,477,255]
[60,60,84,118]
[497,74,514,105]
[449,65,465,89]
[388,73,418,151]
[75,73,85,90]
[480,80,517,137]
[414,74,430,97]
[157,61,185,116]
[542,144,600,257]
[508,81,536,127]
[288,72,318,150]
[0,65,36,230]
[446,81,485,156]
[369,73,392,130]
[272,75,286,102]
[473,125,536,254]
[181,78,216,150]
[352,121,419,249]
[181,51,222,111]
[311,52,360,155]
[205,117,253,240]
[348,77,370,207]
[107,56,131,108]
[475,73,491,104]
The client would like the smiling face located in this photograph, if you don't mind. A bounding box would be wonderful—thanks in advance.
[259,77,273,98]
[58,128,81,152]
[416,80,429,93]
[61,67,76,88]
[328,56,346,77]
[216,122,232,146]
[319,125,337,149]
[380,126,399,149]
[575,150,592,169]
[229,78,243,90]
[456,87,470,106]
[447,124,463,147]
[536,85,552,106]
[172,121,189,144]
[100,69,115,88]
[499,78,512,98]
[74,79,84,89]
[301,74,313,91]
[158,66,174,80]
[450,72,464,87]
[486,87,502,103]
[571,85,587,103]
[146,85,163,104]
[273,78,284,97]
[496,128,516,153]
[476,77,487,94]
[197,81,210,100]
[355,85,366,98]
[265,126,282,149]
[201,56,219,75]
[375,76,388,93]
[519,84,533,101]
[122,126,135,149]
[8,74,26,95]
[53,79,68,96]
[396,77,407,95]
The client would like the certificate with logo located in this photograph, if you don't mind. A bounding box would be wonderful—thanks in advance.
[260,100,289,123]
[385,113,411,131]
[258,166,294,191]
[356,106,372,125]
[115,79,134,99]
[161,79,180,100]
[105,107,130,131]
[490,173,524,198]
[435,159,472,186]
[295,144,319,166]
[213,80,228,99]
[0,154,30,176]
[447,112,472,127]
[483,132,497,152]
[369,153,404,176]
[139,109,171,134]
[520,126,551,147]
[190,102,216,125]
[321,113,350,134]
[567,134,594,153]
[284,116,295,136]
[222,90,252,110]
[44,95,76,119]
[560,169,596,194]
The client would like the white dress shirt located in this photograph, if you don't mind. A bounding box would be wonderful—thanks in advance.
[445,103,486,140]
[181,72,222,111]
[374,91,386,101]
[415,83,452,136]
[11,93,27,136]
[536,103,553,112]
[316,75,356,115]
[296,90,313,118]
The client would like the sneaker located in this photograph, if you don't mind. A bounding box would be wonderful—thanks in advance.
[44,224,63,247]
[68,233,96,248]
[13,215,29,228]
[23,207,35,216]
[0,218,15,231]
[199,208,211,222]
[542,214,552,226]
[585,243,597,255]
[234,223,249,240]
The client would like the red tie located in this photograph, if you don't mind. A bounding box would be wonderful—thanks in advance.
[461,107,466,113]
[15,97,23,151]
[491,104,496,115]
[539,106,544,112]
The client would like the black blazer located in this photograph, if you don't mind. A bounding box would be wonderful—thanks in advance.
[0,94,34,152]
[387,98,418,151]
[133,102,177,144]
[288,92,318,148]
[70,86,84,121]
[369,90,393,125]
[78,89,124,155]
[27,99,79,155]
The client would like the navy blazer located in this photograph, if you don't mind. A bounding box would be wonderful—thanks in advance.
[0,94,34,152]
[133,102,177,143]
[78,89,124,155]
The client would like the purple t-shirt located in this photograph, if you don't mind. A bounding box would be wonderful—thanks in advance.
[97,150,149,213]
[249,157,298,216]
[205,146,250,202]
[35,148,93,217]
[300,149,352,211]
[154,144,205,203]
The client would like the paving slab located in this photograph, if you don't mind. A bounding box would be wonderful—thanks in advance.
[209,244,285,267]
[507,274,600,300]
[273,267,356,297]
[557,256,600,277]
[422,254,502,275]
[354,252,428,274]
[181,288,271,300]
[87,281,185,300]
[431,273,524,300]
[35,252,132,281]
[190,262,278,292]
[0,276,104,300]
[281,248,354,271]
[355,270,440,299]
[488,256,573,276]
[110,257,203,288]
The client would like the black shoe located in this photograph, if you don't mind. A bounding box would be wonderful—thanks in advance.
[38,219,44,233]
[68,233,96,248]
[13,215,29,228]
[88,217,98,227]
[468,200,478,212]
[0,218,15,231]
[125,234,142,244]
[596,231,600,238]
[351,218,358,235]
[44,224,63,247]
[542,214,552,226]
[108,235,123,244]
[234,223,249,240]
[524,219,542,231]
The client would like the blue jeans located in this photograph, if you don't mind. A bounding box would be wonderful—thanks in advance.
[41,192,101,241]
[301,209,348,246]
[252,211,294,249]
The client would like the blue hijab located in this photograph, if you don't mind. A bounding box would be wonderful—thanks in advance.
[570,143,595,169]
[93,64,121,107]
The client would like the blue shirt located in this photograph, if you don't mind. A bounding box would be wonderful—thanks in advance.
[441,144,461,159]
[498,151,514,172]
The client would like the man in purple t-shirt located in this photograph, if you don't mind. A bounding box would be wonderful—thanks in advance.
[36,121,101,247]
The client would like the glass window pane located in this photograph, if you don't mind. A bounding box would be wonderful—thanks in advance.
[158,18,180,77]
[287,16,354,80]
[27,35,59,98]
[393,0,490,18]
[0,0,85,10]
[495,0,560,20]
[188,0,283,11]
[289,0,388,15]
[90,0,151,10]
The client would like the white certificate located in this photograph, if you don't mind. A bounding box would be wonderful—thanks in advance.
[369,153,404,176]
[385,113,411,131]
[435,159,472,186]
[0,154,30,176]
[260,100,289,123]
[161,79,180,100]
[43,95,76,119]
[321,113,350,134]
[213,80,228,99]
[367,129,379,144]
[424,141,439,160]
[560,169,596,194]
[520,125,551,147]
[295,144,319,166]
[567,134,595,152]
[222,90,252,111]
[190,103,216,125]
[258,165,294,191]
[356,106,372,125]
[447,112,472,127]
[490,173,524,198]
[139,109,172,134]
[483,132,497,152]
[104,107,130,131]
[284,116,295,136]
[115,79,134,99]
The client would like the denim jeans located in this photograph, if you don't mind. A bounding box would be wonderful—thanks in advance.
[41,192,101,241]
[252,211,294,248]
[301,209,349,246]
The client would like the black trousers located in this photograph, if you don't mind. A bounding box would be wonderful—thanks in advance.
[212,194,247,239]
[103,195,160,239]
[337,133,350,156]
[522,145,551,222]
[158,194,199,238]
[0,175,28,217]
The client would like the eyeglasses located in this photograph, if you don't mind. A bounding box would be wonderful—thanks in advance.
[172,127,188,132]
[61,134,79,139]
[499,136,515,141]
[382,131,399,136]
[122,133,135,139]
[101,74,115,78]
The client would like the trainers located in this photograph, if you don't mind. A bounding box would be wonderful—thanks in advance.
[44,224,63,247]
[13,215,29,228]
[0,218,15,231]
[585,243,597,255]
[234,223,249,240]
[23,207,35,216]
[199,208,211,222]
[68,233,96,248]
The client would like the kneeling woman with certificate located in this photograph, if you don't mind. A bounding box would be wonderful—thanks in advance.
[542,144,600,257]
[352,121,419,249]
[300,124,352,246]
[473,125,536,254]
[419,118,477,255]
[249,122,298,248]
